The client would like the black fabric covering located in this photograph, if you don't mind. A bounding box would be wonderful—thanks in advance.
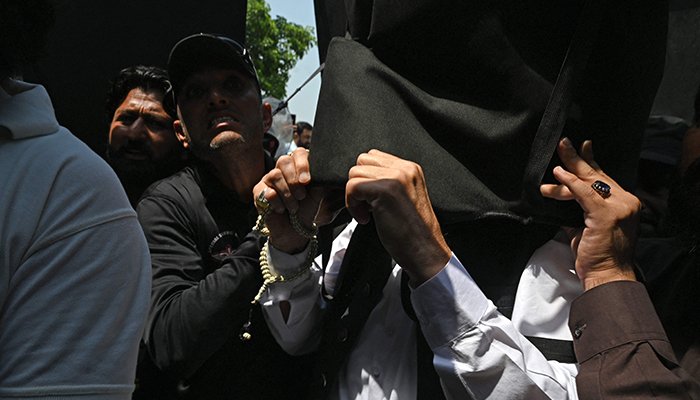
[313,0,348,63]
[310,0,668,227]
[306,3,669,396]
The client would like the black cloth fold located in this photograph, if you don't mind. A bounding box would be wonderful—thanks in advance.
[310,0,668,226]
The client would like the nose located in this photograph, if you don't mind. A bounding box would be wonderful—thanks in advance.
[207,87,230,108]
[127,117,148,140]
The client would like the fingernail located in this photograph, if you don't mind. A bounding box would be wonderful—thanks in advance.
[562,138,573,148]
[294,189,306,200]
[299,172,310,183]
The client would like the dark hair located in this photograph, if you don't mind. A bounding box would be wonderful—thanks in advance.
[0,0,55,79]
[296,121,313,133]
[105,66,176,121]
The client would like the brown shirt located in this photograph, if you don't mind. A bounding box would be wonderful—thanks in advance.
[569,281,700,399]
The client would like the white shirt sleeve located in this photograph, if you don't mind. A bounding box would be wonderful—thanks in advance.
[261,221,358,356]
[410,255,579,400]
[261,241,325,355]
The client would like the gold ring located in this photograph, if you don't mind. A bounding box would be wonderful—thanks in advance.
[255,188,271,210]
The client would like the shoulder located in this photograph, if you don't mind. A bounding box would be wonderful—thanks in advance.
[140,166,202,205]
[45,128,133,216]
[136,167,206,233]
[1,125,144,279]
[2,126,134,225]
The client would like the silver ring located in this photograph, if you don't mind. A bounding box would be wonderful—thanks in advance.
[591,180,611,199]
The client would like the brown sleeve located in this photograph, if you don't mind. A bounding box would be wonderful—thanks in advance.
[569,280,700,399]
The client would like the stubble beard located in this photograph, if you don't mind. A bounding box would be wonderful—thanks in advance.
[181,118,251,159]
[106,144,185,188]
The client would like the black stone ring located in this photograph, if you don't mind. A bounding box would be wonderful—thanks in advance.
[591,180,611,199]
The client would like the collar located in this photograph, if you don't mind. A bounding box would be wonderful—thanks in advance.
[0,79,60,140]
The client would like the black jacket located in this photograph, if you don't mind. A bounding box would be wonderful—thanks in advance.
[136,159,314,399]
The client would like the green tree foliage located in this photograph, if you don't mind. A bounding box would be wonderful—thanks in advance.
[246,0,317,99]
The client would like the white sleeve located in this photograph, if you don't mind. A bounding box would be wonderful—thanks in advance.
[260,242,326,355]
[410,255,579,400]
[261,221,358,355]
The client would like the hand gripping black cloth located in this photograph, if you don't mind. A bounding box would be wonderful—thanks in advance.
[309,0,668,227]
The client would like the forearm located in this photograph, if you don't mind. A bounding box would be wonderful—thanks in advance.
[570,281,700,400]
[411,256,579,399]
[145,234,265,378]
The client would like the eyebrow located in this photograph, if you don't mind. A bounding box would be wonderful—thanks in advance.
[116,109,172,124]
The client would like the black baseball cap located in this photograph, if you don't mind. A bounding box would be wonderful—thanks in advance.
[168,33,260,101]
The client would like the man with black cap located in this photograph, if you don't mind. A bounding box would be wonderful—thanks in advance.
[135,33,313,399]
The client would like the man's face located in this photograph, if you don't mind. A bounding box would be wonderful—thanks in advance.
[107,88,183,185]
[174,67,270,158]
[295,128,312,148]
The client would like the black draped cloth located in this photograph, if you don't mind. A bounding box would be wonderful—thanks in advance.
[306,3,669,395]
[310,0,668,227]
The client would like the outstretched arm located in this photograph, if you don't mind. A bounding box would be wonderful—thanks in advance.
[345,150,578,399]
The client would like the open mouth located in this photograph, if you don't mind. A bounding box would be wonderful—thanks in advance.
[209,116,237,129]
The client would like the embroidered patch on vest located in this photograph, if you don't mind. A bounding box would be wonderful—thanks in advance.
[208,231,241,262]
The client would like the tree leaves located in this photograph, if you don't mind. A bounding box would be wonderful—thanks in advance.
[246,0,317,99]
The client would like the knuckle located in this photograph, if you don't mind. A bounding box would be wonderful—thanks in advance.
[275,155,292,168]
[628,197,642,215]
[264,188,278,202]
[267,168,283,181]
[619,195,641,218]
[348,165,361,178]
[408,162,423,178]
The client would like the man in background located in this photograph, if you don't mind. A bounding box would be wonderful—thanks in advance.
[292,121,312,150]
[105,65,189,206]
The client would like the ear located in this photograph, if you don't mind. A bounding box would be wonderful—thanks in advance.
[174,120,189,149]
[261,103,273,133]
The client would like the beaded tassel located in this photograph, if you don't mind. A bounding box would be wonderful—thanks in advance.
[241,209,318,341]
